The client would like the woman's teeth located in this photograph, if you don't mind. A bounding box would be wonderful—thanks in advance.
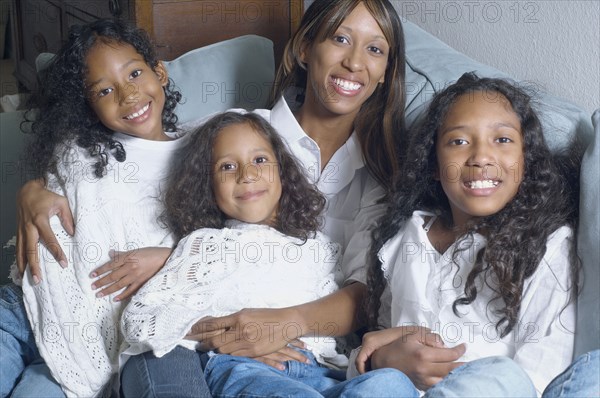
[333,78,361,91]
[468,180,499,189]
[125,103,150,120]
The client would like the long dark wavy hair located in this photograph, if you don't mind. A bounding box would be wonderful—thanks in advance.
[23,18,182,178]
[164,112,326,242]
[366,73,580,336]
[270,0,406,192]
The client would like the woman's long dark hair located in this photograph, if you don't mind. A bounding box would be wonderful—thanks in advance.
[24,18,182,178]
[270,0,406,192]
[164,112,326,242]
[366,73,580,336]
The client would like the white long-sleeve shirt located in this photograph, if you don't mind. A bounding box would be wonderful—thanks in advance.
[19,132,186,397]
[121,221,342,363]
[380,210,576,395]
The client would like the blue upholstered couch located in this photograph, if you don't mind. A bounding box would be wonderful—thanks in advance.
[1,20,597,359]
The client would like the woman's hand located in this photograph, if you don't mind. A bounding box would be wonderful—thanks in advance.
[357,326,466,391]
[91,247,172,301]
[185,307,304,358]
[252,340,310,370]
[16,179,74,283]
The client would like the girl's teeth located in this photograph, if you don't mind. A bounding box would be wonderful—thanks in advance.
[469,180,499,189]
[333,78,361,91]
[126,103,149,120]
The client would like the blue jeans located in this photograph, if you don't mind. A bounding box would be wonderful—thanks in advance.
[204,350,418,397]
[0,283,64,397]
[122,347,417,398]
[424,356,537,397]
[121,346,212,397]
[543,349,600,398]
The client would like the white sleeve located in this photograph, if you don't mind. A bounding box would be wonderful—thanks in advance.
[512,226,576,395]
[339,175,386,285]
[121,229,238,357]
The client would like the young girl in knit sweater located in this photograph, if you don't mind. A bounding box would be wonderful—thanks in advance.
[121,111,415,397]
[354,73,580,397]
[0,19,185,397]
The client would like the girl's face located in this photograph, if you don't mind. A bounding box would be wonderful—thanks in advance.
[212,122,282,226]
[84,41,169,141]
[436,91,525,228]
[300,2,389,119]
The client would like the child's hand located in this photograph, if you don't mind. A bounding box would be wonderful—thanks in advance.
[363,326,465,391]
[90,247,172,301]
[16,179,74,283]
[186,307,302,357]
[355,326,436,373]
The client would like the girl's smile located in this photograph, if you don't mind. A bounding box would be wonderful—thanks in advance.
[84,41,169,141]
[124,102,152,121]
[436,91,525,228]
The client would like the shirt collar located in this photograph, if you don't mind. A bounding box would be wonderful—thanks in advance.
[273,90,366,172]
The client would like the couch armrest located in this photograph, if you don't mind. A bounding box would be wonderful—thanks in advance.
[1,110,28,284]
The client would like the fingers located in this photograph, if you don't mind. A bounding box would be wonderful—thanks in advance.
[57,201,75,236]
[355,347,371,374]
[23,223,42,284]
[91,250,123,279]
[253,347,310,370]
[254,356,286,371]
[189,314,234,336]
[423,331,446,348]
[16,223,28,277]
[287,339,306,350]
[430,343,466,363]
[35,215,68,268]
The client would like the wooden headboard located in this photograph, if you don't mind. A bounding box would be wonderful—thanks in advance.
[134,0,304,64]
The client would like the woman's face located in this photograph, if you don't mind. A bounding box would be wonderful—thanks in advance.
[300,2,389,119]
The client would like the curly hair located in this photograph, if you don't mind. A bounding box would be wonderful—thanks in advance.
[23,18,182,179]
[366,72,580,336]
[270,0,406,192]
[164,112,326,242]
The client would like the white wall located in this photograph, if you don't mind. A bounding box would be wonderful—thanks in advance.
[304,0,599,115]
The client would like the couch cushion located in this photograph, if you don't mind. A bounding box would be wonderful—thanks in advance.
[164,35,275,125]
[401,19,594,152]
[575,109,600,356]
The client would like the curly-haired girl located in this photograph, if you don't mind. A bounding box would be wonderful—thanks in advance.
[0,18,185,397]
[354,73,580,396]
[121,111,415,397]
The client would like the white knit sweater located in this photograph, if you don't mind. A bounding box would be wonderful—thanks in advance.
[19,132,185,397]
[121,221,342,363]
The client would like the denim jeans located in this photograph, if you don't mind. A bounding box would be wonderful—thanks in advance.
[543,349,600,398]
[122,347,417,398]
[425,356,537,397]
[120,346,213,397]
[0,283,65,397]
[204,349,419,398]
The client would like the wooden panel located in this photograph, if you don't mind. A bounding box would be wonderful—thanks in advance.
[144,0,302,63]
